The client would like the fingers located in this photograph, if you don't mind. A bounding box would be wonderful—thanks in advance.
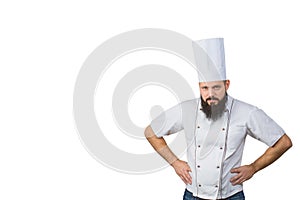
[173,160,192,185]
[184,163,192,177]
[230,167,240,173]
[230,174,245,185]
[183,168,192,185]
[179,166,192,184]
[230,165,255,186]
[185,162,192,172]
[230,167,242,185]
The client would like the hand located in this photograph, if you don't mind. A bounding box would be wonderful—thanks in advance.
[171,159,192,185]
[230,165,256,186]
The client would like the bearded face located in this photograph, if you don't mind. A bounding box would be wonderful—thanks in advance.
[199,80,230,121]
[201,93,228,121]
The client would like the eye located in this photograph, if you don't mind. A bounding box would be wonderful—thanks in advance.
[213,85,221,90]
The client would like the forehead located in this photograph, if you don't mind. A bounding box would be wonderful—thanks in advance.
[199,81,224,87]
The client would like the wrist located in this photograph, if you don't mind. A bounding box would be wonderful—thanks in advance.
[250,162,259,173]
[170,158,180,167]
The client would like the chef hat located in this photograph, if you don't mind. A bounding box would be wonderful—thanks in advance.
[192,38,226,82]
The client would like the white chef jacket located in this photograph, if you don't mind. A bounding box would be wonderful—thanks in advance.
[150,95,285,199]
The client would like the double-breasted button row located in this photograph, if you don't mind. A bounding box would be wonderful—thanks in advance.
[197,145,223,149]
[197,125,226,132]
[196,165,220,169]
[198,184,218,188]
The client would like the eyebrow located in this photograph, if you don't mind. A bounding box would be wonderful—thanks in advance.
[201,84,222,88]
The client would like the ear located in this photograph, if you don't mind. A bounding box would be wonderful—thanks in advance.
[225,80,230,90]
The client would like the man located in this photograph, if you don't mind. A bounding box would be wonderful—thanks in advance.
[144,38,292,200]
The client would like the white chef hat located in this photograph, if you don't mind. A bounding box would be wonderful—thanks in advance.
[192,38,226,82]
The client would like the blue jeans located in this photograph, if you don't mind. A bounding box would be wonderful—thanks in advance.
[183,189,245,200]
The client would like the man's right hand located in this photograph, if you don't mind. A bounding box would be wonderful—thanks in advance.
[144,126,192,185]
[171,159,192,185]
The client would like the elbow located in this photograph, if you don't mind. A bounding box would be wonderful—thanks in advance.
[144,125,159,140]
[287,137,293,150]
[144,125,153,139]
[283,134,293,151]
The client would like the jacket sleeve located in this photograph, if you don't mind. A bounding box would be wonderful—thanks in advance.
[150,103,184,137]
[246,108,285,146]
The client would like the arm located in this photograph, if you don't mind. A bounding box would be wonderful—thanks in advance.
[144,125,192,185]
[230,134,292,185]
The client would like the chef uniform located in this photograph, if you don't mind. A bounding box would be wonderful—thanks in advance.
[150,38,285,199]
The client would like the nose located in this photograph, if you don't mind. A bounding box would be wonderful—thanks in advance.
[208,88,215,97]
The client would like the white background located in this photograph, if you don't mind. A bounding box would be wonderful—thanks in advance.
[1,1,299,199]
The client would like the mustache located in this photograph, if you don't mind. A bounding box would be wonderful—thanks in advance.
[206,96,220,102]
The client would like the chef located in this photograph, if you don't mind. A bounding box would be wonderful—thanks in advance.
[144,38,292,200]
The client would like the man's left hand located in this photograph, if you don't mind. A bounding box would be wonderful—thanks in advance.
[230,165,256,185]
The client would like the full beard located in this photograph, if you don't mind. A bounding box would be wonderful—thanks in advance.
[201,93,228,121]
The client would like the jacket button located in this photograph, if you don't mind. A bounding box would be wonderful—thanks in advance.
[222,128,225,131]
[197,165,200,168]
[198,184,201,187]
[197,126,200,128]
[217,166,220,169]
